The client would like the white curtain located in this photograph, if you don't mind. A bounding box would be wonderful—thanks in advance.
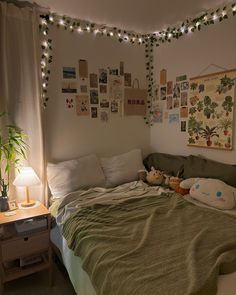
[0,2,46,204]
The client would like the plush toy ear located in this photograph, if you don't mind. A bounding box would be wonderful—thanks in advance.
[180,178,199,189]
[151,166,155,171]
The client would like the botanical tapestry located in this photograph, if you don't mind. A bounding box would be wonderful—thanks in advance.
[188,69,236,150]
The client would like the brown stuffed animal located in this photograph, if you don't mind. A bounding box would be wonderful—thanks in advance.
[146,167,164,185]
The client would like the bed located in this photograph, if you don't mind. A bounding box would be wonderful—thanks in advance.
[48,151,236,295]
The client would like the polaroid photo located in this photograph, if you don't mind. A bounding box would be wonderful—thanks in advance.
[124,73,132,87]
[173,83,180,98]
[111,100,119,113]
[76,95,89,116]
[160,86,167,100]
[100,109,109,123]
[89,73,98,88]
[100,99,109,108]
[91,107,98,118]
[90,89,99,104]
[80,85,88,93]
[181,92,188,106]
[181,121,187,132]
[63,67,76,79]
[181,81,189,91]
[99,69,107,84]
[166,96,173,110]
[62,82,77,93]
[100,85,107,94]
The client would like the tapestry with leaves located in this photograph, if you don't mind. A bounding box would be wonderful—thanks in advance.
[188,69,236,150]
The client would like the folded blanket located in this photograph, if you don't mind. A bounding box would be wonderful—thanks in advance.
[59,182,236,295]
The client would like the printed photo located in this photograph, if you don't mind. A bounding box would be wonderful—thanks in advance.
[173,83,180,98]
[109,68,119,75]
[180,107,188,118]
[111,100,119,113]
[181,81,189,91]
[100,110,109,123]
[100,85,107,94]
[63,67,76,79]
[91,107,98,118]
[167,81,173,95]
[65,98,74,109]
[181,121,187,132]
[160,86,167,100]
[120,61,124,76]
[90,89,99,104]
[62,82,77,93]
[109,75,123,100]
[124,73,132,87]
[80,85,88,93]
[176,74,187,82]
[152,102,163,123]
[76,95,89,116]
[173,98,180,108]
[181,92,188,106]
[99,69,107,84]
[89,73,98,88]
[100,99,109,108]
[166,96,173,110]
[169,113,179,124]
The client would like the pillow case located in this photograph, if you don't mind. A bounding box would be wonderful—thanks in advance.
[100,149,144,187]
[143,152,186,177]
[184,155,236,187]
[185,178,236,210]
[47,154,106,198]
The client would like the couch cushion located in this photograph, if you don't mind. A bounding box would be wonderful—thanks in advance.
[184,155,236,188]
[143,153,186,177]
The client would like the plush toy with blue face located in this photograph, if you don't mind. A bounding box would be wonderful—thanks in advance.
[180,178,236,210]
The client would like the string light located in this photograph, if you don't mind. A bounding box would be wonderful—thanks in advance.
[232,5,236,12]
[77,27,82,32]
[213,14,218,20]
[86,25,91,31]
[59,19,64,25]
[49,16,54,22]
[109,32,114,36]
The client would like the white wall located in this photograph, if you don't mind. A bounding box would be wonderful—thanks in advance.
[46,26,150,162]
[151,17,236,164]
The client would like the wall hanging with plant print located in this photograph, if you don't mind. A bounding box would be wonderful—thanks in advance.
[188,69,236,150]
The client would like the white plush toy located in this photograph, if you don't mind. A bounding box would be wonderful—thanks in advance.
[180,178,236,210]
[146,167,164,185]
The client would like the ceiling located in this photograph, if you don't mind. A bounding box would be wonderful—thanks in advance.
[23,0,231,33]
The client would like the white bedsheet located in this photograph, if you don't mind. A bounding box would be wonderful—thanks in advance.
[50,184,236,295]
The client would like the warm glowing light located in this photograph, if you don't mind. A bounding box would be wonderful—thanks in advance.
[59,19,64,25]
[110,32,114,36]
[168,33,172,38]
[49,16,54,22]
[213,14,218,20]
[86,25,91,31]
[77,27,82,32]
[139,38,142,42]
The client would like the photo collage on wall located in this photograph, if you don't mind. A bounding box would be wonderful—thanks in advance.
[61,60,146,123]
[152,69,189,132]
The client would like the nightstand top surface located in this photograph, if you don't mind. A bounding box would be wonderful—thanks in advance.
[0,204,49,225]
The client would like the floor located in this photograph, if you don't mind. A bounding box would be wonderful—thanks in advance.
[4,260,76,295]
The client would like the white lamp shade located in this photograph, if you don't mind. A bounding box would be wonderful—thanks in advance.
[13,167,41,187]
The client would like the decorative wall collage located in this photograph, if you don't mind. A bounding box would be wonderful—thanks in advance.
[61,60,147,122]
[153,68,236,150]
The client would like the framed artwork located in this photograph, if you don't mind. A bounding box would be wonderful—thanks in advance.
[8,200,18,211]
[188,69,236,150]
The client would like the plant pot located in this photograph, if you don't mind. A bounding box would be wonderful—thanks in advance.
[224,130,228,136]
[206,140,212,146]
[0,196,9,212]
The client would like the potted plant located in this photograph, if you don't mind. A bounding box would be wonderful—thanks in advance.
[200,125,219,146]
[218,118,233,136]
[203,96,218,119]
[216,75,235,94]
[222,96,234,116]
[0,113,27,211]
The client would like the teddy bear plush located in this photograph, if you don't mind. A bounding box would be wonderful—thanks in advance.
[146,167,164,185]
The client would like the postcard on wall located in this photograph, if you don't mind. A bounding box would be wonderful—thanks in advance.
[91,107,98,118]
[65,98,74,109]
[109,75,123,100]
[120,62,124,76]
[111,99,120,113]
[90,89,99,104]
[109,68,119,75]
[98,69,107,84]
[173,98,180,108]
[63,67,76,79]
[181,121,187,132]
[164,112,168,119]
[100,109,109,123]
[173,83,180,98]
[188,69,236,150]
[181,81,189,91]
[167,81,173,95]
[160,69,167,85]
[180,107,188,118]
[90,73,98,88]
[80,85,88,93]
[124,73,132,87]
[160,86,167,100]
[76,95,89,116]
[181,92,188,106]
[152,102,163,123]
[99,85,107,94]
[166,96,173,110]
[169,113,179,124]
[62,82,77,93]
[176,74,187,82]
[78,59,88,79]
[100,99,109,108]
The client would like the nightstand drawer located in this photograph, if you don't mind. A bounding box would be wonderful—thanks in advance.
[1,231,49,262]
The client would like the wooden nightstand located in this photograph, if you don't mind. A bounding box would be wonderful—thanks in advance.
[0,204,52,294]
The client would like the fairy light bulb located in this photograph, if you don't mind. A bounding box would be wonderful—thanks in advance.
[86,25,91,31]
[49,16,54,22]
[118,33,121,37]
[42,72,45,78]
[233,5,236,11]
[43,82,46,88]
[41,60,46,67]
[77,27,82,32]
[43,41,48,48]
[181,26,185,33]
[168,33,172,38]
[59,19,64,25]
[110,32,114,36]
[70,25,73,30]
[213,14,218,20]
[138,37,142,42]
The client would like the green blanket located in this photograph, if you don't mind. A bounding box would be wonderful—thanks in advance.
[62,187,236,295]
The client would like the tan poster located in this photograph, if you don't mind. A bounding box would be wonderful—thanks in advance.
[188,69,236,150]
[78,59,88,79]
[76,95,89,116]
[160,69,167,85]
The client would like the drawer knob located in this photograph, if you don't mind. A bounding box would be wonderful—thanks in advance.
[24,237,29,241]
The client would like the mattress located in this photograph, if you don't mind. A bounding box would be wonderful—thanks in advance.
[50,191,236,295]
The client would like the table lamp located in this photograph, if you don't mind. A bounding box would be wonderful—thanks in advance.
[13,167,41,207]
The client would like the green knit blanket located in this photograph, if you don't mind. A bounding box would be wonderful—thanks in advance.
[62,187,236,295]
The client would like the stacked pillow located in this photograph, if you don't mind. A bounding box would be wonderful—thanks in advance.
[47,149,144,198]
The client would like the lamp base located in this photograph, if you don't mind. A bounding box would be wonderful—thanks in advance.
[21,200,36,207]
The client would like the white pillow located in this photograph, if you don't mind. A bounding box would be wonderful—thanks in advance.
[189,178,236,210]
[47,154,106,198]
[100,149,145,187]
